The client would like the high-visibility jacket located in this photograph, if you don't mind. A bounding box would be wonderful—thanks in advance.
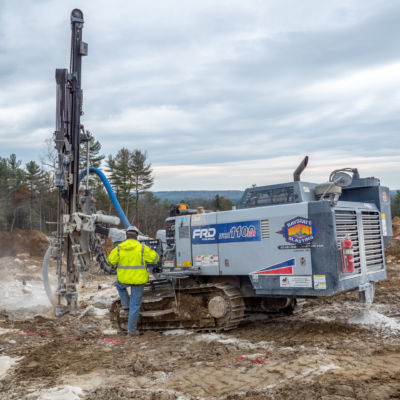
[107,239,159,285]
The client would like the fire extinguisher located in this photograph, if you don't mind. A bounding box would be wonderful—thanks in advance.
[340,236,355,273]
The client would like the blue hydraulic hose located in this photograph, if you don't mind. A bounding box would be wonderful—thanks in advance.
[80,166,131,228]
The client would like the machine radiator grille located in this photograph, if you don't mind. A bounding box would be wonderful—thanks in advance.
[361,211,384,271]
[335,210,361,272]
[261,219,270,239]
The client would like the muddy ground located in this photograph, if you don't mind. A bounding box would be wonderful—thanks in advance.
[0,253,400,399]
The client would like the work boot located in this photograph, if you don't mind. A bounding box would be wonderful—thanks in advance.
[127,330,141,337]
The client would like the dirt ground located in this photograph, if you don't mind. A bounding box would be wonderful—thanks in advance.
[0,245,400,399]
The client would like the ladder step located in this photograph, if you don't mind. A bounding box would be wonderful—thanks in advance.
[140,308,175,317]
[142,296,168,303]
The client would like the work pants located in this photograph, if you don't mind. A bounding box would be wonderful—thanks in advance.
[116,280,145,333]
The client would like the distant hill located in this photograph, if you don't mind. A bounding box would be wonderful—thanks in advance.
[154,189,398,204]
[153,190,243,204]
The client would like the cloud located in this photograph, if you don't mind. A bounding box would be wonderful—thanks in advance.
[153,152,400,190]
[0,0,399,190]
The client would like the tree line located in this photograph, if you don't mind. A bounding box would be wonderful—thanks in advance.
[0,154,57,232]
[0,136,233,236]
[4,136,398,238]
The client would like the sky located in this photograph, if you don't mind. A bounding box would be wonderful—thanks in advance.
[0,0,399,191]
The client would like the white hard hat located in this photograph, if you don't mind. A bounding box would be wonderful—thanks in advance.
[126,226,139,234]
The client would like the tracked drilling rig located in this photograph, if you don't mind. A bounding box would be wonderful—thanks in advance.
[45,10,392,331]
[110,157,392,332]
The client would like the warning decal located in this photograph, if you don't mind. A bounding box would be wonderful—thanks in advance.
[314,275,326,290]
[280,276,312,288]
[381,213,387,236]
[195,254,219,267]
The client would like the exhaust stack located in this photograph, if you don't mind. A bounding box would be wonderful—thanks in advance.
[293,156,309,182]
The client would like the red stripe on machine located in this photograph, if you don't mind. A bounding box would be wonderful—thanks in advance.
[254,266,293,275]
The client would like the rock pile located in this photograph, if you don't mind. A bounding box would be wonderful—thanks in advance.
[0,230,49,257]
[392,216,400,238]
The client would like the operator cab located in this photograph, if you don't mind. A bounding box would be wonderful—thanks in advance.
[238,181,317,209]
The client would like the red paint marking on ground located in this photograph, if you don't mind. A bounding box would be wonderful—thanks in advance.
[236,355,268,365]
[24,331,38,337]
[102,338,122,344]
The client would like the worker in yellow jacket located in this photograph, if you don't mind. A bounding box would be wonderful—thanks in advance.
[107,225,159,336]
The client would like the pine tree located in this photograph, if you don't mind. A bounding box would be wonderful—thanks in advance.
[105,148,154,225]
[106,148,135,220]
[79,131,105,170]
[214,195,232,211]
[131,149,154,224]
[6,154,28,231]
[25,161,42,230]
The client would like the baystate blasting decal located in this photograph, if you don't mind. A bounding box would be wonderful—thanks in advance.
[278,216,319,245]
[191,220,261,245]
[250,258,295,275]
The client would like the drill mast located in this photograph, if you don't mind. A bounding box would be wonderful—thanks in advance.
[53,9,88,315]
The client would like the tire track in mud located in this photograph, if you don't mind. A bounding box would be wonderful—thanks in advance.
[154,298,400,399]
[153,328,336,397]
